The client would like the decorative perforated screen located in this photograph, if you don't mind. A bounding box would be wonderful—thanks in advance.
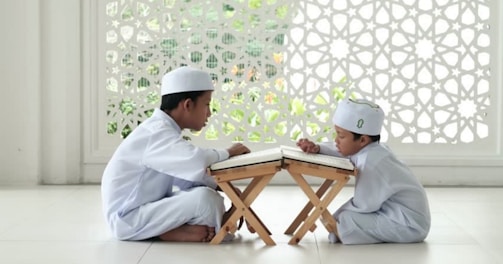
[100,0,493,152]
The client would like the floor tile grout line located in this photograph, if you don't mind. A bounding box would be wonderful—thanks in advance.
[136,241,154,264]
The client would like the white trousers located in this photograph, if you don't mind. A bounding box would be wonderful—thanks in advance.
[333,210,427,244]
[111,187,225,240]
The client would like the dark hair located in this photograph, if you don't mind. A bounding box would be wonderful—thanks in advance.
[352,132,381,143]
[160,91,206,112]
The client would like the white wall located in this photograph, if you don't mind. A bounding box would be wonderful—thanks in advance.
[0,0,41,185]
[0,0,81,185]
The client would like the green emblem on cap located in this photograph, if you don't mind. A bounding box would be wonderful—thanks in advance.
[357,119,364,128]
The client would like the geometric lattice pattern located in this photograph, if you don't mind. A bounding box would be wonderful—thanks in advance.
[287,0,491,144]
[104,0,491,144]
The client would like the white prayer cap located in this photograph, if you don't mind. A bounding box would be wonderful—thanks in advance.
[161,66,214,95]
[332,98,384,136]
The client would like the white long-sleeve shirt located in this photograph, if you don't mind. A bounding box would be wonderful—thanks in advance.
[101,109,228,239]
[320,141,431,244]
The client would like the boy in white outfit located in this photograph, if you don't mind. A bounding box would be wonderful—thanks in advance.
[101,66,250,242]
[297,98,431,244]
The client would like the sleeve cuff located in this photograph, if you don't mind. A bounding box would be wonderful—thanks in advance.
[319,142,342,157]
[216,149,229,161]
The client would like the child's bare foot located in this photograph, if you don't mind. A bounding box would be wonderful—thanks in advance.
[159,224,215,242]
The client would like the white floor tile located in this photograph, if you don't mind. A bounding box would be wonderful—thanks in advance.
[0,186,502,264]
[141,242,320,264]
[317,243,501,264]
[0,241,151,264]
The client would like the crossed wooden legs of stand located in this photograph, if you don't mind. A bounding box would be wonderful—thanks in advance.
[283,159,354,245]
[209,159,355,245]
[209,161,281,246]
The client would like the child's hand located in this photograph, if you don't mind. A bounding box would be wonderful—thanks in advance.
[227,143,250,157]
[297,138,320,153]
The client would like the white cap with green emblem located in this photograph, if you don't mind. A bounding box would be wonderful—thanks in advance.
[332,98,384,136]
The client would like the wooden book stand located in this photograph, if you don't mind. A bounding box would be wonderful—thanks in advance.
[208,150,356,245]
[209,161,281,245]
[283,159,357,245]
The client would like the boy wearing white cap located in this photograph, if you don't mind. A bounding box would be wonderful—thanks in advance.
[101,66,250,242]
[297,98,431,244]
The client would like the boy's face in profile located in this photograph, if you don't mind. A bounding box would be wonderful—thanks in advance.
[185,91,213,131]
[334,125,368,156]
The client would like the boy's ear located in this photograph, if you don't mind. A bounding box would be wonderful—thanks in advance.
[182,98,192,111]
[359,135,370,146]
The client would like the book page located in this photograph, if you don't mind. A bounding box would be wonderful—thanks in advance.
[280,145,354,170]
[209,145,354,171]
[210,147,283,170]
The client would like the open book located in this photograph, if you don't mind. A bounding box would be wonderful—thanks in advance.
[210,145,354,171]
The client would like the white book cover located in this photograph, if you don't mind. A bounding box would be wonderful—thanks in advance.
[210,145,354,171]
